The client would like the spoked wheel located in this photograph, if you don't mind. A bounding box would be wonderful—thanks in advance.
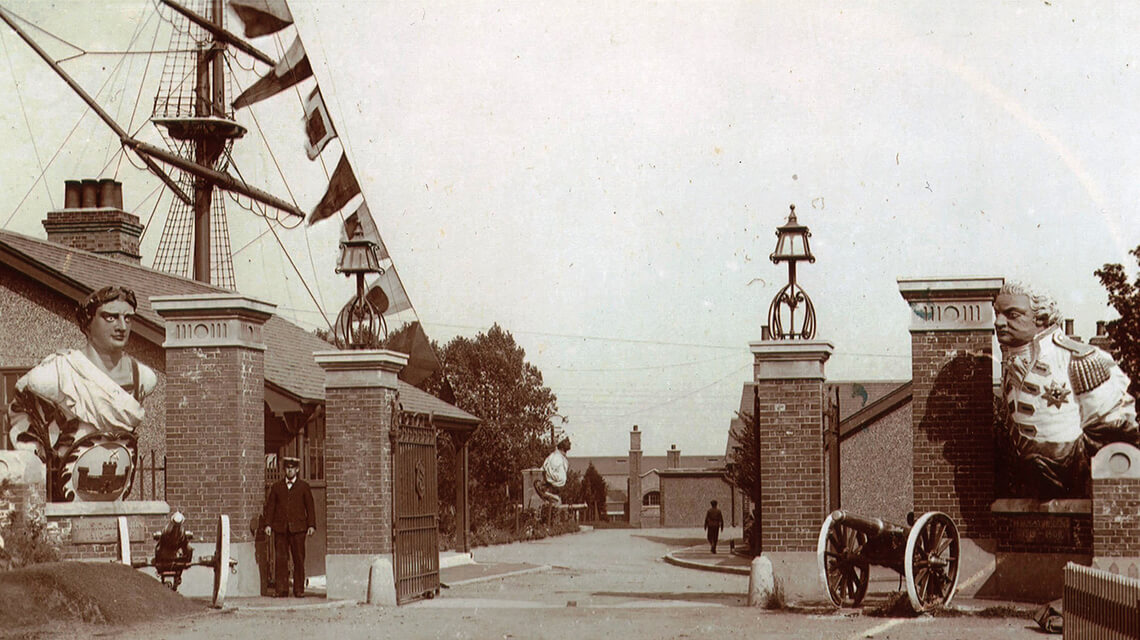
[211,515,231,609]
[817,512,871,607]
[904,511,960,612]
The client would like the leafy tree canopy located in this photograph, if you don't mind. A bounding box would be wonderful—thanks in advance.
[1095,245,1140,398]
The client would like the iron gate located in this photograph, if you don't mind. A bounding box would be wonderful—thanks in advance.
[392,407,440,604]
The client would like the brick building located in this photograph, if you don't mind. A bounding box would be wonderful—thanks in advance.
[0,191,479,589]
[570,442,742,527]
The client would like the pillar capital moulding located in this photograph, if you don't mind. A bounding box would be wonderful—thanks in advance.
[897,276,1004,332]
[151,293,275,350]
[314,349,408,390]
[748,340,834,381]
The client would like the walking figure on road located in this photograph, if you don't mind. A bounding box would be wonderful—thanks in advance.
[264,456,316,597]
[535,437,572,507]
[704,500,724,554]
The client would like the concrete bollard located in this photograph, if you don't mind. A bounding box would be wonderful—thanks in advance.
[367,557,397,605]
[747,555,775,607]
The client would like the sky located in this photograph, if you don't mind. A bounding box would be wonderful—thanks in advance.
[2,1,1139,457]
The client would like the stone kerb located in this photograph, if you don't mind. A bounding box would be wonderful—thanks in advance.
[1091,443,1140,577]
[315,349,407,604]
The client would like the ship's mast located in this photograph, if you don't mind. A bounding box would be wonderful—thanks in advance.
[190,0,225,283]
[153,0,248,287]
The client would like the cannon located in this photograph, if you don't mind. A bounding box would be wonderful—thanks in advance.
[816,510,960,612]
[120,512,237,608]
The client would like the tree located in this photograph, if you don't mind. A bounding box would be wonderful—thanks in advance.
[437,324,559,503]
[1095,245,1140,399]
[580,462,608,521]
[727,400,761,555]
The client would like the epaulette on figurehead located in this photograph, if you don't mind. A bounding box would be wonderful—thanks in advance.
[1063,343,1114,395]
[1053,331,1095,357]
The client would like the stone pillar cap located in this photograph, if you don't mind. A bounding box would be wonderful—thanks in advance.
[1092,442,1140,480]
[898,276,1004,301]
[151,293,276,319]
[315,349,408,389]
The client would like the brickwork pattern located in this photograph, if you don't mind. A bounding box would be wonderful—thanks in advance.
[164,347,263,545]
[51,513,171,561]
[1093,477,1140,558]
[910,331,995,538]
[42,209,142,262]
[659,475,741,527]
[757,379,826,552]
[324,386,395,555]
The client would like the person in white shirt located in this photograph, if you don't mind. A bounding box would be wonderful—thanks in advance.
[535,437,571,506]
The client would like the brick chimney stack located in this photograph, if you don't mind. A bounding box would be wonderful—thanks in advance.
[628,425,643,527]
[667,444,680,469]
[42,179,142,263]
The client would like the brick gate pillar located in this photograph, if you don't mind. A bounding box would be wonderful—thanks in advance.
[1091,443,1140,577]
[749,340,833,552]
[315,349,407,603]
[151,293,275,597]
[898,277,1001,539]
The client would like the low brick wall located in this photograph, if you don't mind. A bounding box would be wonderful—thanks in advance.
[46,501,170,562]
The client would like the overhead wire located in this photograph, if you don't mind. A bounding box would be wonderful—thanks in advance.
[116,2,164,179]
[220,55,332,330]
[1,10,159,229]
[1,20,55,210]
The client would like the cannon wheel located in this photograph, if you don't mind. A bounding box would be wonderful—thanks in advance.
[904,511,960,612]
[816,512,871,607]
[211,515,231,609]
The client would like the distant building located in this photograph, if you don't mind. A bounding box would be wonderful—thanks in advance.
[569,427,743,527]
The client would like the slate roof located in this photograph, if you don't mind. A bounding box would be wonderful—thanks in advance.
[0,230,478,425]
[569,454,726,478]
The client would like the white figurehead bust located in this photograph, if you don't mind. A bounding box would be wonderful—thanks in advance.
[7,286,157,502]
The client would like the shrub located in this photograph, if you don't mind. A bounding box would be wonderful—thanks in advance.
[0,480,60,571]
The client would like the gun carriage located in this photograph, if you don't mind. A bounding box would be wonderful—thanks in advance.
[121,512,237,608]
[816,510,960,612]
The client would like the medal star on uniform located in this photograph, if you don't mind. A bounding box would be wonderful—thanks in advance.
[1043,381,1071,408]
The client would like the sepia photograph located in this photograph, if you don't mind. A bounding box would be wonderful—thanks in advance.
[1,1,1139,638]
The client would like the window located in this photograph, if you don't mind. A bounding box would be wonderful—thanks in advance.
[642,490,660,506]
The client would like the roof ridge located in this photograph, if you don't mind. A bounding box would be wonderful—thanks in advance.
[0,228,229,293]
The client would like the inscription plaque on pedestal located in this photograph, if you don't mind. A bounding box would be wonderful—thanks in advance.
[69,517,146,543]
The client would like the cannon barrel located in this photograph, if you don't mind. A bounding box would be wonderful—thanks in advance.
[828,510,907,539]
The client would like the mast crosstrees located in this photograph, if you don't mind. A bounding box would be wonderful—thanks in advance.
[151,0,244,288]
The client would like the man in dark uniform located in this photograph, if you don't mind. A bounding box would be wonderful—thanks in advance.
[263,457,316,597]
[704,500,724,554]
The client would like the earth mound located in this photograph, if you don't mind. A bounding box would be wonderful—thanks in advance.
[0,561,207,630]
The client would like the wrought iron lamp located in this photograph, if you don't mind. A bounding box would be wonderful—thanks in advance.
[332,232,387,349]
[766,204,817,340]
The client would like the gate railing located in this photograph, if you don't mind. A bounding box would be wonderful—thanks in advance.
[392,407,439,604]
[1063,562,1140,639]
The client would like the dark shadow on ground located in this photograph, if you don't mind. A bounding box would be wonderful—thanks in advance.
[630,534,706,547]
[590,591,745,605]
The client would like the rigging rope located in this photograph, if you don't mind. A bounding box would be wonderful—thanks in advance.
[118,2,164,179]
[1,24,55,211]
[0,15,151,228]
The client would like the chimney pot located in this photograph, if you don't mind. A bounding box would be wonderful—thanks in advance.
[1064,319,1075,336]
[64,180,82,209]
[98,179,123,209]
[80,180,99,208]
[1097,321,1107,336]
